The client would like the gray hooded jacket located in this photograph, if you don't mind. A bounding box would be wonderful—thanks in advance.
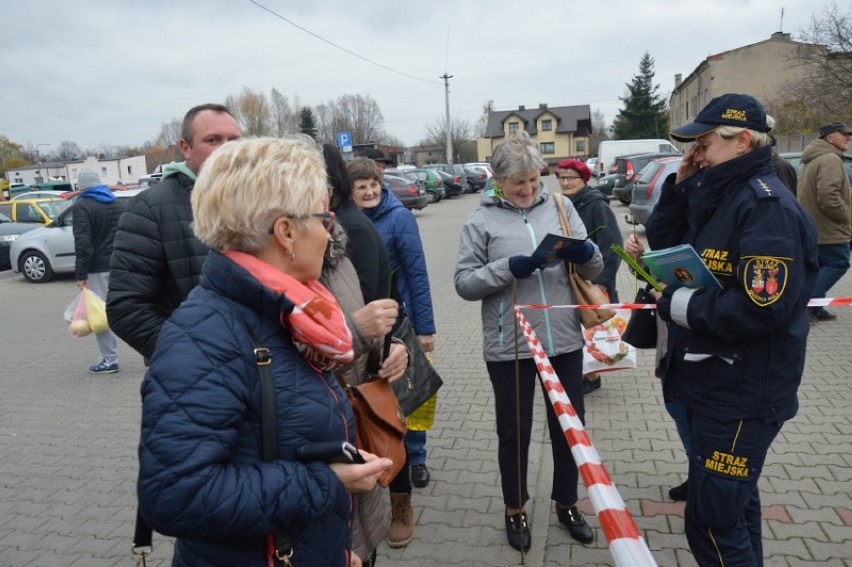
[454,190,603,361]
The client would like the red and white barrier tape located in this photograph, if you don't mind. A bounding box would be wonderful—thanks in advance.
[514,306,657,567]
[518,296,852,311]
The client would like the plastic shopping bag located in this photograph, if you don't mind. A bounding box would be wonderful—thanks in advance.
[581,310,637,375]
[67,292,92,337]
[83,288,109,334]
[66,289,108,337]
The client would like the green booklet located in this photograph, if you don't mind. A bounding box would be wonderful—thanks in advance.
[641,244,721,289]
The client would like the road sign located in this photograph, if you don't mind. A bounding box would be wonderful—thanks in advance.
[337,131,352,153]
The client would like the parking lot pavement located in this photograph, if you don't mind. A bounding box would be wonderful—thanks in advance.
[1,185,850,566]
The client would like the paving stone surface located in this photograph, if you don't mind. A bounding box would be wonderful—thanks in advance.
[0,176,850,566]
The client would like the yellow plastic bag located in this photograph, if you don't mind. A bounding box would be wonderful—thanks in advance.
[407,353,438,431]
[83,288,109,334]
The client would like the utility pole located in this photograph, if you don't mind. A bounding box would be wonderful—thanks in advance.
[440,73,453,163]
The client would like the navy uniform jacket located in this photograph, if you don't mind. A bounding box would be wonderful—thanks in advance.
[646,146,818,423]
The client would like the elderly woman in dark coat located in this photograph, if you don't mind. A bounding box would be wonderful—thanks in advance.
[137,137,391,567]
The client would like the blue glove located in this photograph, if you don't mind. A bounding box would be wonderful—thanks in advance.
[555,240,595,264]
[508,255,542,279]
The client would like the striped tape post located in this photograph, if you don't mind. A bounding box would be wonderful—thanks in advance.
[518,296,852,312]
[514,306,657,567]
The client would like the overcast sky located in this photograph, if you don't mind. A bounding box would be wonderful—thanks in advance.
[0,0,824,154]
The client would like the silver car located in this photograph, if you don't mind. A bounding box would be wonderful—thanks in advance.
[9,188,147,283]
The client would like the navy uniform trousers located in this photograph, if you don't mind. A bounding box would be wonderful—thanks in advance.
[685,411,783,567]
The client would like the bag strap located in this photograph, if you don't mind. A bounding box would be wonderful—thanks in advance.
[243,325,294,567]
[552,194,579,276]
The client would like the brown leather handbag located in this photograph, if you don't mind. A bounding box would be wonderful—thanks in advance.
[552,194,616,328]
[343,378,407,487]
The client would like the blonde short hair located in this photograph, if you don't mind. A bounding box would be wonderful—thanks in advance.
[716,114,776,149]
[192,136,328,252]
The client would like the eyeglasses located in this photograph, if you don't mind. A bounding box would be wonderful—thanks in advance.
[269,211,335,234]
[557,175,583,182]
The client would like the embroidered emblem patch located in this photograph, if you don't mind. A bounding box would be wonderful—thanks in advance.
[743,256,787,306]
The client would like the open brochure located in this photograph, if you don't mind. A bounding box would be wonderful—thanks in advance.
[641,244,721,289]
[531,233,589,267]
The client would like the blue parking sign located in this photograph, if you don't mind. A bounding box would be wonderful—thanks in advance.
[337,131,352,152]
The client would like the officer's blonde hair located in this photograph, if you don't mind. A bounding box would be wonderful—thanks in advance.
[716,115,776,150]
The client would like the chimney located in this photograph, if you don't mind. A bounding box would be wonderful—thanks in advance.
[675,73,682,87]
[518,105,525,111]
[539,103,547,109]
[771,31,790,41]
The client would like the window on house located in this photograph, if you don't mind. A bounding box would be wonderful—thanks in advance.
[541,119,552,131]
[539,142,555,154]
[508,122,519,134]
[127,165,133,175]
[101,167,108,177]
[576,140,586,153]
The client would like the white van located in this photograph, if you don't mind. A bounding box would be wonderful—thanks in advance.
[596,139,679,177]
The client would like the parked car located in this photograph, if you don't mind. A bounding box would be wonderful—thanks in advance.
[383,174,429,211]
[409,168,450,198]
[0,198,71,224]
[0,213,42,271]
[540,162,550,176]
[463,166,487,191]
[387,169,444,203]
[465,163,493,179]
[612,152,680,205]
[585,157,599,176]
[593,173,619,198]
[424,164,475,193]
[11,190,68,201]
[434,170,466,196]
[627,156,683,225]
[9,189,146,283]
[779,152,852,184]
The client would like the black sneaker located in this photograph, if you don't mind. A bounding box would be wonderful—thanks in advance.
[556,503,594,544]
[668,481,688,502]
[504,509,531,551]
[411,464,430,488]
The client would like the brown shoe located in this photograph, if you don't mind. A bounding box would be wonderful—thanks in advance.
[387,492,414,548]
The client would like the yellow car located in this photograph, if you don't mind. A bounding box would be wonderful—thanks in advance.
[0,198,71,224]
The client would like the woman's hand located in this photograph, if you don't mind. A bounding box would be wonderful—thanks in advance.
[377,342,408,383]
[624,234,645,260]
[352,299,398,340]
[329,451,393,493]
[676,145,702,184]
[350,553,363,567]
[417,334,435,354]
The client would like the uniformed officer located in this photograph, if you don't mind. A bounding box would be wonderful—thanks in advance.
[645,93,819,566]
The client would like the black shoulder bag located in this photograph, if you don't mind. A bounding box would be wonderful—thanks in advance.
[131,326,294,567]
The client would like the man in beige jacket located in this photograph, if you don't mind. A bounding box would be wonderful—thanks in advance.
[797,122,852,321]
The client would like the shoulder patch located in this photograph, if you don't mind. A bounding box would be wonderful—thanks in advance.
[749,176,783,200]
[742,256,788,306]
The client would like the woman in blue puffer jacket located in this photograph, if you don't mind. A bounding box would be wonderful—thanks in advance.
[137,137,391,567]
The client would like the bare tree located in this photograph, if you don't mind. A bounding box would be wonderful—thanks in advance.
[422,117,473,163]
[270,88,301,137]
[473,100,493,138]
[225,87,273,136]
[55,141,82,161]
[314,94,385,146]
[588,109,609,156]
[768,3,852,130]
[155,118,182,148]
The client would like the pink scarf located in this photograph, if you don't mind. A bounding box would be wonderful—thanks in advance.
[223,250,354,372]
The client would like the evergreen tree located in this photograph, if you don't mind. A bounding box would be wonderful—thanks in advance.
[299,107,318,140]
[612,53,669,139]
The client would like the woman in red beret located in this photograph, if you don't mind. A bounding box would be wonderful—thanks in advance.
[555,159,623,394]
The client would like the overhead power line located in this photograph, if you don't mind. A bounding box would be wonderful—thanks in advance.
[248,0,441,84]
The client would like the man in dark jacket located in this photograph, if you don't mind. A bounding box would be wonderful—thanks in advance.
[107,103,241,360]
[73,169,125,374]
